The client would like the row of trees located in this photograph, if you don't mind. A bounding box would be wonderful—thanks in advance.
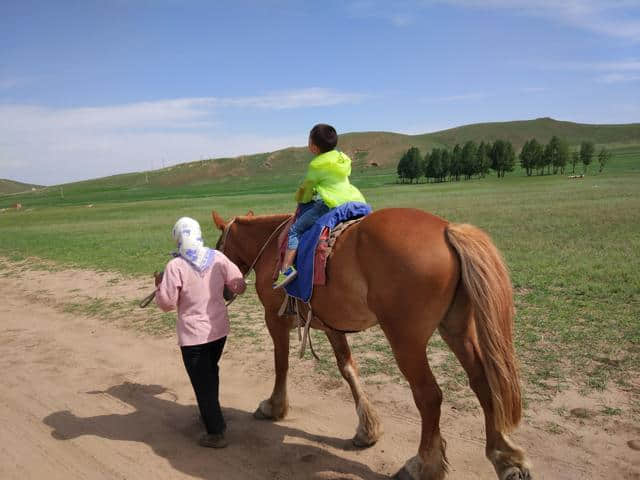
[397,138,613,183]
[397,140,516,183]
[520,138,611,176]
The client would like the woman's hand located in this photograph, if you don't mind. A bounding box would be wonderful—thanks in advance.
[154,270,164,287]
[223,285,235,302]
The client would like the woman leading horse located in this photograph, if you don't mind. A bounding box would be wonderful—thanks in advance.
[212,207,531,480]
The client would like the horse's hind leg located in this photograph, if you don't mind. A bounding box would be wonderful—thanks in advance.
[254,311,292,420]
[381,324,447,480]
[326,330,382,447]
[439,288,532,480]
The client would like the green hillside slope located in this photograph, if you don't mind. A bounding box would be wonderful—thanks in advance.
[0,179,42,195]
[2,117,638,208]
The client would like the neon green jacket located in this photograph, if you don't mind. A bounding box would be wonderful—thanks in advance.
[295,150,366,208]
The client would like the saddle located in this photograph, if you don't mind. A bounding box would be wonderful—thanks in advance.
[274,216,365,286]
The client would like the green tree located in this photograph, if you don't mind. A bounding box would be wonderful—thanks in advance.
[580,141,595,173]
[397,152,408,183]
[530,139,544,176]
[598,147,612,173]
[536,141,548,175]
[570,150,580,174]
[519,138,542,176]
[544,135,569,175]
[441,149,451,181]
[405,146,422,183]
[475,141,490,178]
[450,144,462,181]
[554,137,569,175]
[422,151,432,182]
[427,148,444,182]
[490,140,515,178]
[461,141,477,179]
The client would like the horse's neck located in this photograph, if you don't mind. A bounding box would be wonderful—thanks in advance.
[236,214,290,270]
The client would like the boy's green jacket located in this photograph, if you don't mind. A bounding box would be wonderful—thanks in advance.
[295,150,366,208]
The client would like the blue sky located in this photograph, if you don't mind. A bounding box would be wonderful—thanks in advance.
[1,0,639,185]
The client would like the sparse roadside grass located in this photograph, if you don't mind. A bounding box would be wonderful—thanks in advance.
[0,159,638,415]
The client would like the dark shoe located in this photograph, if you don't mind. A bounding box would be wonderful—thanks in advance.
[198,433,228,448]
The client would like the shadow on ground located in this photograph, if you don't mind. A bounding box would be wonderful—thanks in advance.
[43,382,387,480]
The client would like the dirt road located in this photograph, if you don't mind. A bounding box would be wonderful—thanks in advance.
[0,261,638,479]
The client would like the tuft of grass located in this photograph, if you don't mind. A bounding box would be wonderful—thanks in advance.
[601,406,622,416]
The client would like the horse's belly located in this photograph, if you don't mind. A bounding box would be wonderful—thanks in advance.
[310,228,378,331]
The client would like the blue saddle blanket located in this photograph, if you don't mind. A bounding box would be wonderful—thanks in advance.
[285,202,372,302]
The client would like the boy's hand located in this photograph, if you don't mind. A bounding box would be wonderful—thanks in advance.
[154,270,164,287]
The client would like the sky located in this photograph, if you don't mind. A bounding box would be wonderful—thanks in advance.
[1,0,639,185]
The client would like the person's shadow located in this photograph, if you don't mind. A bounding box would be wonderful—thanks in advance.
[43,382,388,480]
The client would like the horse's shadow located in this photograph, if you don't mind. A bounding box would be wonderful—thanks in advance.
[43,382,387,480]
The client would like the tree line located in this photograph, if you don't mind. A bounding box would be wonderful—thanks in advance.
[520,138,610,176]
[397,137,612,183]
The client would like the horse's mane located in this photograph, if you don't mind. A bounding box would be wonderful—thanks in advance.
[235,213,292,226]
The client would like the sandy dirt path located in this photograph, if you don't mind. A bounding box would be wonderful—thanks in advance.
[0,260,638,479]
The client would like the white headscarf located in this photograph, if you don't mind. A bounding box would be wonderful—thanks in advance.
[171,217,215,272]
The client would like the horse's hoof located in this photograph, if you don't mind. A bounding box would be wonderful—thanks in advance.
[501,466,532,480]
[253,407,272,420]
[393,467,415,480]
[352,434,377,448]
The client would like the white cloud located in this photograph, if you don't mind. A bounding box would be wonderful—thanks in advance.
[564,59,640,71]
[0,88,364,185]
[437,0,640,41]
[218,88,367,109]
[596,72,640,83]
[545,58,640,83]
[348,0,640,40]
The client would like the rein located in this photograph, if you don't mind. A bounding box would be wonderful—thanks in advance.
[219,215,293,306]
[140,214,292,309]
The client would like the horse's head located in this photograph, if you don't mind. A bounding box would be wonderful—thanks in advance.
[211,210,254,273]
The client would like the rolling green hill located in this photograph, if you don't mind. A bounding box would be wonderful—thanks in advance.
[2,117,638,208]
[0,179,42,195]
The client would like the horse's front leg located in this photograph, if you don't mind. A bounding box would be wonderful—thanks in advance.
[326,330,382,447]
[254,311,292,420]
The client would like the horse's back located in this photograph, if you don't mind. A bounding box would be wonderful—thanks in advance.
[312,208,460,332]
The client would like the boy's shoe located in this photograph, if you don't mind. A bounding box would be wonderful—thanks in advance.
[198,433,228,449]
[272,266,297,289]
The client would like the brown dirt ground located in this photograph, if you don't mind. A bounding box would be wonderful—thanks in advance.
[0,258,638,480]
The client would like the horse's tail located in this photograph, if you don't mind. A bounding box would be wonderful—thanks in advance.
[445,223,522,433]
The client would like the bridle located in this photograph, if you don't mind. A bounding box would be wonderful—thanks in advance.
[218,215,293,304]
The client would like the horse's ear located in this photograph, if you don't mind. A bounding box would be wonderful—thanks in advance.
[246,210,254,217]
[212,211,227,231]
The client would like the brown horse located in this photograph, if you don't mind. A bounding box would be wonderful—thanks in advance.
[212,208,532,480]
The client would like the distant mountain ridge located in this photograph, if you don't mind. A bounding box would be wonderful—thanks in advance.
[4,117,639,189]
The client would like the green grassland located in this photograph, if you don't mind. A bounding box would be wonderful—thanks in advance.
[1,147,638,409]
[1,117,639,414]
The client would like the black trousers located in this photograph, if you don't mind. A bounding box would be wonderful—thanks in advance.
[180,336,227,435]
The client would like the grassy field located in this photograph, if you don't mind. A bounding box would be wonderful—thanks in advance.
[1,148,638,415]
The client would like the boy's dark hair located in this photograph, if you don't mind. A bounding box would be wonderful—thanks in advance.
[309,124,338,153]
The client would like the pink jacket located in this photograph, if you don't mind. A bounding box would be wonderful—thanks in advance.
[155,252,246,346]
